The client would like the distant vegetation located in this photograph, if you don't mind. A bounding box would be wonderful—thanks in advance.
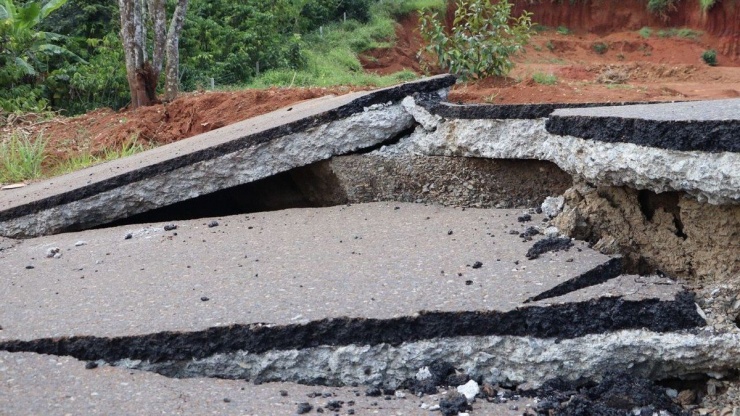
[0,0,445,116]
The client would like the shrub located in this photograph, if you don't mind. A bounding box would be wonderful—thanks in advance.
[702,49,717,66]
[592,42,608,55]
[556,26,570,35]
[419,0,533,80]
[647,0,678,19]
[638,27,652,38]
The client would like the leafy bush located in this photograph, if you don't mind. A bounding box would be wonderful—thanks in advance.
[702,49,717,66]
[419,0,533,80]
[532,72,557,85]
[556,26,570,35]
[592,42,608,54]
[647,0,679,19]
[638,27,652,38]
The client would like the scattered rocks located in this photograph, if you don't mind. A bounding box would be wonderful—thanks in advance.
[45,247,61,258]
[163,224,177,231]
[529,372,685,415]
[74,241,87,247]
[439,391,472,416]
[541,196,565,218]
[296,402,313,414]
[526,237,573,260]
[200,297,209,302]
[519,226,540,241]
[517,214,532,222]
[208,221,219,228]
[124,233,132,240]
[365,387,382,397]
[457,380,480,402]
[85,361,98,370]
[25,265,34,270]
[471,261,483,269]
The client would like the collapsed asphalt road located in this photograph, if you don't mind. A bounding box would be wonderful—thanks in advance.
[0,202,728,415]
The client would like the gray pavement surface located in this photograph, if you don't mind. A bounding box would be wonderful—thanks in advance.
[550,98,740,122]
[546,98,740,153]
[0,202,614,342]
[0,351,535,416]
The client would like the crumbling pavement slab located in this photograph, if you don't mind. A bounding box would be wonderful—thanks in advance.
[0,75,456,238]
[0,203,614,342]
[0,202,703,368]
[0,351,537,416]
[546,98,740,152]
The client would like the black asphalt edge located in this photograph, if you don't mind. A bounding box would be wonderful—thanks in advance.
[0,75,457,223]
[415,95,675,120]
[525,257,623,303]
[545,115,740,153]
[0,292,704,363]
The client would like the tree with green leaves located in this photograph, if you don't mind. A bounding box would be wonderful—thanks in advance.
[419,0,533,80]
[0,0,81,111]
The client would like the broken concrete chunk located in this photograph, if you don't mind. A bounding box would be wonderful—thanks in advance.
[541,196,565,218]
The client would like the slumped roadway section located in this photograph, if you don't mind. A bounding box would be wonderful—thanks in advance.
[0,204,701,365]
[0,75,455,238]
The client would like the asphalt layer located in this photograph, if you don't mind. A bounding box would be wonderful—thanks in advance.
[546,98,740,152]
[0,75,456,223]
[0,351,536,416]
[0,203,613,342]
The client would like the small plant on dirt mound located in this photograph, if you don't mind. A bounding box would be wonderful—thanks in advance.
[532,72,557,85]
[419,0,533,80]
[592,42,609,55]
[702,49,718,66]
[596,66,629,84]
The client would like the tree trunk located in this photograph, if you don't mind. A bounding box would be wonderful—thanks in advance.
[148,0,166,80]
[164,0,188,102]
[119,0,188,108]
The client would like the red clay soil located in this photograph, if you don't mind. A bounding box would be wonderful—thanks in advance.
[25,86,362,164]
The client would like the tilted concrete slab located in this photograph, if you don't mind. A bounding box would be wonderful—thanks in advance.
[392,97,740,204]
[546,98,740,153]
[0,75,455,238]
[0,203,702,365]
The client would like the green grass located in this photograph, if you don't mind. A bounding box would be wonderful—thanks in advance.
[50,136,149,177]
[377,0,446,17]
[556,26,570,35]
[0,131,47,184]
[249,10,420,88]
[656,28,702,40]
[532,72,558,85]
[638,27,653,38]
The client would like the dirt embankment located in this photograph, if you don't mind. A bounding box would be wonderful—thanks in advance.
[554,183,740,282]
[512,0,740,59]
